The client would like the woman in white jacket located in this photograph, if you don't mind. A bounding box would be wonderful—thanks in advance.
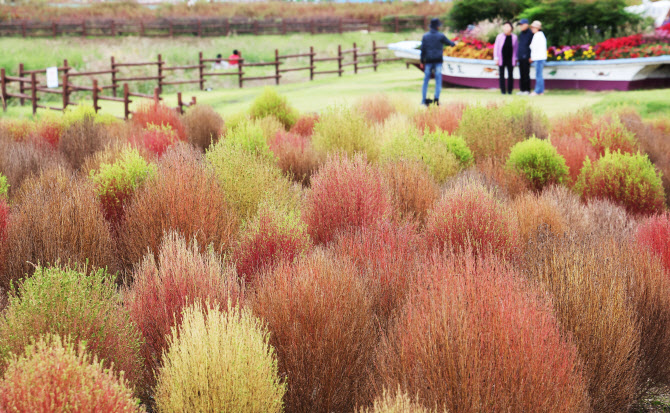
[529,20,547,95]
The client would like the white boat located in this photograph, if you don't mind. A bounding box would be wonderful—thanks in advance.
[388,40,670,91]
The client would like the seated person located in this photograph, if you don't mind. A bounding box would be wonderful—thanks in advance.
[228,50,241,67]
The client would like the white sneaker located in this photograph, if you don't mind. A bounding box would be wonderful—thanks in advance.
[516,91,529,96]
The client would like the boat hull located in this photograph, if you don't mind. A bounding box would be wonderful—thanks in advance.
[390,41,670,91]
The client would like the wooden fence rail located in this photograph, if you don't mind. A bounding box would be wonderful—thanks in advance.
[1,41,403,119]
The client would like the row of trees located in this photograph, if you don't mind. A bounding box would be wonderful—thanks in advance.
[448,0,643,46]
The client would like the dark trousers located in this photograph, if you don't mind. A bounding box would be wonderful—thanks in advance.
[499,63,514,94]
[519,58,531,92]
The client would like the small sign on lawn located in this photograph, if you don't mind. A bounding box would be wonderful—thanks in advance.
[46,67,59,88]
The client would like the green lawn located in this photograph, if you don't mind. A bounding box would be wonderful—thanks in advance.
[3,63,668,121]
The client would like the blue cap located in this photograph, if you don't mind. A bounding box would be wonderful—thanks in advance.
[518,18,529,25]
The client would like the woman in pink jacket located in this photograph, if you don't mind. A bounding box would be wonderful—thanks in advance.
[493,22,518,95]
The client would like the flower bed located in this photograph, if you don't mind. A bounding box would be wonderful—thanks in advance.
[443,32,669,62]
[443,36,494,59]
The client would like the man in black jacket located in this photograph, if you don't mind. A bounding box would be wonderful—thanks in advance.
[516,18,534,95]
[420,18,455,106]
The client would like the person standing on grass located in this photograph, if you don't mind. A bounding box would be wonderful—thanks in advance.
[516,18,533,95]
[529,20,547,96]
[494,21,518,95]
[420,18,456,106]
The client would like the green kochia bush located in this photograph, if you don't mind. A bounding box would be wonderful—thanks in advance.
[456,103,529,160]
[576,150,666,215]
[0,174,8,199]
[381,127,473,183]
[90,147,155,226]
[155,302,286,413]
[249,88,298,130]
[225,119,276,162]
[507,137,569,191]
[313,106,378,161]
[206,137,297,220]
[0,265,144,391]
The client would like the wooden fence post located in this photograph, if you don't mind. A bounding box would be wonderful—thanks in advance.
[111,56,117,97]
[62,73,69,111]
[339,18,343,34]
[153,87,160,104]
[123,83,130,119]
[309,46,314,81]
[1,68,7,112]
[198,52,205,90]
[197,20,202,37]
[224,18,229,36]
[30,73,37,116]
[82,20,86,37]
[92,79,99,113]
[169,21,174,37]
[177,92,183,114]
[111,20,116,37]
[21,21,26,38]
[275,49,280,85]
[238,59,244,88]
[353,42,358,74]
[157,54,163,93]
[253,20,258,36]
[140,22,145,37]
[52,22,57,38]
[310,20,315,35]
[394,16,399,33]
[18,63,25,106]
[372,40,378,72]
[337,44,342,77]
[282,20,287,35]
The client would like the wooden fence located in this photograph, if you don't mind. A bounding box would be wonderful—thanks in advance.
[1,41,402,119]
[0,16,429,38]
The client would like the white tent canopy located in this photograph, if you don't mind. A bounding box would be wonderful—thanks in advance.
[626,0,670,27]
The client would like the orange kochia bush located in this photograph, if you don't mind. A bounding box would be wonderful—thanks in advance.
[375,253,590,412]
[117,144,239,271]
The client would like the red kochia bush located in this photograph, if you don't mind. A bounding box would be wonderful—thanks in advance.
[137,124,179,156]
[375,254,590,412]
[0,335,141,413]
[356,94,397,124]
[251,251,376,412]
[303,154,392,244]
[424,181,521,261]
[413,102,466,134]
[636,212,670,272]
[551,135,597,185]
[0,199,8,241]
[125,231,242,390]
[270,130,321,185]
[289,113,319,137]
[332,220,424,324]
[117,145,239,272]
[35,117,64,149]
[233,205,311,284]
[132,102,187,141]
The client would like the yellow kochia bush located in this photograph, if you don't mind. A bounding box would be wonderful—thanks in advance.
[155,302,286,413]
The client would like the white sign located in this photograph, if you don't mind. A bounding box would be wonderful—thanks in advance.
[46,67,59,89]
